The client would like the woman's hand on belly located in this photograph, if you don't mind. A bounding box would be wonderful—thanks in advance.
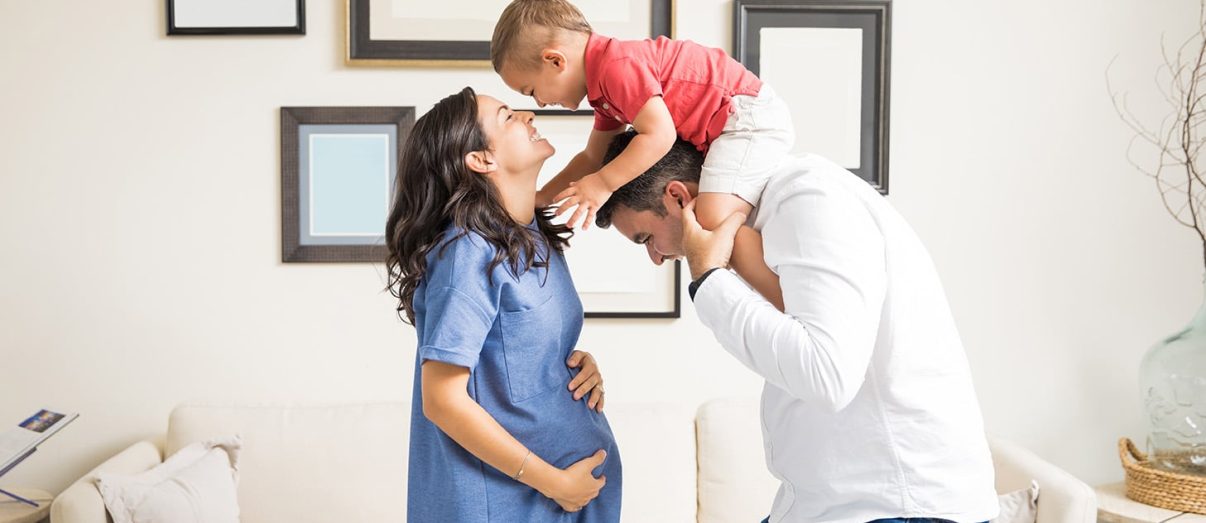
[422,361,608,512]
[567,350,607,411]
[526,449,609,513]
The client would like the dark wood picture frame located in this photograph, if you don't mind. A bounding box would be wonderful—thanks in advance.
[280,106,414,263]
[734,0,891,193]
[531,109,681,319]
[167,0,306,35]
[347,0,675,67]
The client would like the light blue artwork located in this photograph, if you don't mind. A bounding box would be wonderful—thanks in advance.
[310,134,387,235]
[298,124,397,246]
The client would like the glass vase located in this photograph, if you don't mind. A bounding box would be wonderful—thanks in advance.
[1140,279,1206,475]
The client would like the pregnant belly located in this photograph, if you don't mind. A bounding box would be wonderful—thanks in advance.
[501,395,618,471]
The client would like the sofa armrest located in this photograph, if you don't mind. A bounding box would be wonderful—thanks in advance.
[51,440,162,523]
[989,437,1096,523]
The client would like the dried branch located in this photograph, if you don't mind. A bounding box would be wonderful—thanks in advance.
[1109,0,1206,269]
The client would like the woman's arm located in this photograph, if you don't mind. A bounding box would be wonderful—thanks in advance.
[421,360,609,512]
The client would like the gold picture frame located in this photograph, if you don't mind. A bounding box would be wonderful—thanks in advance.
[346,0,676,67]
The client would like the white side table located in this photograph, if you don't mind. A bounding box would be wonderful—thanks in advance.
[1097,481,1206,523]
[0,489,52,523]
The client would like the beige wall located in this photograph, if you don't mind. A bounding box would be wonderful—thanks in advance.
[0,0,1200,499]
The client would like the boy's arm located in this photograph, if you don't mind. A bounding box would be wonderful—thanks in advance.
[595,96,676,191]
[537,127,624,207]
[553,97,677,228]
[422,360,608,511]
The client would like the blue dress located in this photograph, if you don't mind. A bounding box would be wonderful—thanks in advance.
[407,224,623,522]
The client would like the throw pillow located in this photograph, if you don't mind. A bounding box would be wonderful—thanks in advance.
[95,435,241,523]
[993,480,1040,523]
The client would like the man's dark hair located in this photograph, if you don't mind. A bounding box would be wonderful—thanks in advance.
[595,130,704,228]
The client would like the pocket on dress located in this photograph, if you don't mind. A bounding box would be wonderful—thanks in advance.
[499,296,566,403]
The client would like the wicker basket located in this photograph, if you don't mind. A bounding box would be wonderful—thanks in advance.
[1120,437,1206,513]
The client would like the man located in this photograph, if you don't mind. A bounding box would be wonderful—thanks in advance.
[595,131,999,523]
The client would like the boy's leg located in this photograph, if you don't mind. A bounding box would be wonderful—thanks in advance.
[698,84,795,208]
[692,83,795,310]
[692,193,784,311]
[731,225,784,311]
[692,192,753,226]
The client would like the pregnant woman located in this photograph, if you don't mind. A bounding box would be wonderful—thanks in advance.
[385,87,622,522]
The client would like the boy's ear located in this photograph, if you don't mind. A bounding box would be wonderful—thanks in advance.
[464,150,496,175]
[541,49,568,71]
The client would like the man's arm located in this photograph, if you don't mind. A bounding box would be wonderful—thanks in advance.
[685,180,887,412]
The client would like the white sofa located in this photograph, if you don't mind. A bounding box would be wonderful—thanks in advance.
[51,398,1095,523]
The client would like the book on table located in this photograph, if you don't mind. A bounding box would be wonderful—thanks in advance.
[0,408,78,476]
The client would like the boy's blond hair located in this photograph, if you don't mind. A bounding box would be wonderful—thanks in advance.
[491,0,592,73]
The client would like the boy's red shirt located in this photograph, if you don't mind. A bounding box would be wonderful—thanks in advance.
[583,32,763,153]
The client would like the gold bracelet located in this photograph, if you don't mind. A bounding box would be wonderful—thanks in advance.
[513,450,532,481]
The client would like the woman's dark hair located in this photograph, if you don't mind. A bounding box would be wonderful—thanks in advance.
[595,130,704,229]
[385,87,571,324]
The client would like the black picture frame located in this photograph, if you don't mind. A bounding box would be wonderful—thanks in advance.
[280,106,415,263]
[530,109,681,319]
[584,261,681,319]
[167,0,306,35]
[347,0,675,67]
[734,0,891,194]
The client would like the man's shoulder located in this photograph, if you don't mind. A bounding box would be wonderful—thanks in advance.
[762,155,865,203]
[750,154,895,236]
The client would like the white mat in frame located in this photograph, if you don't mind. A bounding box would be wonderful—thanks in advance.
[533,111,680,318]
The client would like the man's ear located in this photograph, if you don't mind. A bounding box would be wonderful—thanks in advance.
[464,150,496,175]
[663,181,694,218]
[541,48,568,71]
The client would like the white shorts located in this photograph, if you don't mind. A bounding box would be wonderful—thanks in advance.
[697,84,795,206]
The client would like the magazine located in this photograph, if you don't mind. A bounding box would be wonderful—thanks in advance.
[0,408,78,476]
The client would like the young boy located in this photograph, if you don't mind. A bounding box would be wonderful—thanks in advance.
[491,0,794,310]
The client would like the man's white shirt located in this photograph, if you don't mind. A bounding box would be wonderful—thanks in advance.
[693,154,999,523]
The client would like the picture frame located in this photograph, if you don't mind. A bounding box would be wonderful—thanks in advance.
[347,0,675,67]
[734,0,891,193]
[280,106,415,263]
[167,0,306,35]
[532,110,681,319]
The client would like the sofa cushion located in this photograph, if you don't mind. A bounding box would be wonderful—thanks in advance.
[95,435,241,523]
[167,402,408,523]
[696,397,779,523]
